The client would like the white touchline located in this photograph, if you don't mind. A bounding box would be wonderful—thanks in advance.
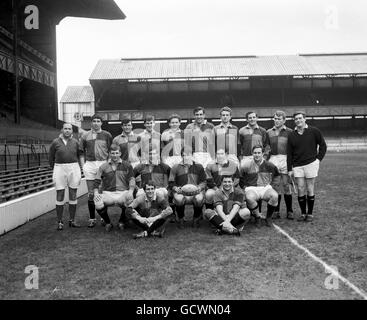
[273,224,367,300]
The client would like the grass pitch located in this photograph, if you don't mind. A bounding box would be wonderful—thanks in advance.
[0,152,366,300]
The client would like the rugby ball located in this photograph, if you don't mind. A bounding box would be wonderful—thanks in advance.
[181,184,199,196]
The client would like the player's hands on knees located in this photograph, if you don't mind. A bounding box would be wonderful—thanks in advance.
[94,192,102,202]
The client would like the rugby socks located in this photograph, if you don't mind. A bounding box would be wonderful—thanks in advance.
[131,219,148,230]
[275,195,281,212]
[119,206,127,223]
[88,200,96,220]
[193,206,202,218]
[248,204,259,217]
[69,204,77,221]
[96,207,110,224]
[284,194,293,212]
[258,200,262,213]
[208,215,224,229]
[176,205,185,219]
[56,205,63,222]
[298,196,307,215]
[307,195,315,216]
[266,204,277,218]
[147,218,166,233]
[230,214,246,227]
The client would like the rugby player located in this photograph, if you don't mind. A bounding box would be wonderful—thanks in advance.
[213,106,239,165]
[93,144,135,231]
[205,149,240,210]
[79,114,112,228]
[169,152,207,228]
[239,145,280,227]
[184,107,215,169]
[204,176,250,236]
[267,110,294,219]
[126,181,173,239]
[139,114,161,165]
[287,111,327,222]
[49,123,82,230]
[112,117,141,169]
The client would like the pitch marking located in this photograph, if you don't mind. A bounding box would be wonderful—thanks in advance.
[273,224,367,300]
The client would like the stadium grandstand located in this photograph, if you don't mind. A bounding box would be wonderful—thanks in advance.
[88,53,367,138]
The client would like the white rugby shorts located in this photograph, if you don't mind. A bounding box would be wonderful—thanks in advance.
[293,159,320,179]
[245,184,274,201]
[83,160,106,180]
[269,154,288,174]
[53,163,81,190]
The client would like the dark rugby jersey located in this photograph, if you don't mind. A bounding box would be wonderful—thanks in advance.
[129,191,170,218]
[267,125,293,156]
[94,159,135,192]
[214,123,238,155]
[185,120,215,154]
[139,130,162,163]
[168,162,206,190]
[133,163,170,188]
[205,160,240,188]
[80,130,112,161]
[239,159,279,188]
[238,124,270,157]
[287,125,327,170]
[112,132,141,163]
[49,136,81,167]
[214,187,245,215]
[161,128,184,157]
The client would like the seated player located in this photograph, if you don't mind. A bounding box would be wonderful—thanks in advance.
[93,144,135,231]
[205,149,240,210]
[239,145,280,227]
[204,176,250,236]
[169,152,206,228]
[133,150,170,199]
[126,181,173,239]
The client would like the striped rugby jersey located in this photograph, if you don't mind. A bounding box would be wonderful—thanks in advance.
[239,159,279,188]
[161,128,184,157]
[205,160,240,189]
[169,162,207,190]
[267,125,293,156]
[129,191,170,218]
[238,124,270,157]
[139,130,162,163]
[133,163,171,189]
[185,120,215,154]
[213,187,245,215]
[80,130,112,161]
[94,159,135,192]
[213,123,238,155]
[112,132,141,163]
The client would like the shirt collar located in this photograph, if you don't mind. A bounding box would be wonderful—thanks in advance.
[253,158,264,166]
[220,186,234,196]
[272,125,286,131]
[108,158,123,164]
[168,128,181,133]
[91,129,102,134]
[295,123,309,132]
[121,131,134,137]
[194,119,207,127]
[59,134,73,140]
[245,123,259,129]
[219,122,233,128]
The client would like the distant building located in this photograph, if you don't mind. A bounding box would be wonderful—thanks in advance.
[59,86,94,127]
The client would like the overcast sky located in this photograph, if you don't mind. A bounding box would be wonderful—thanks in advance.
[56,0,367,101]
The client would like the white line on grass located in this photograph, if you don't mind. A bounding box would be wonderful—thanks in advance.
[273,224,367,300]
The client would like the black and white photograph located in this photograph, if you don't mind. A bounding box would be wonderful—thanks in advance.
[0,0,366,305]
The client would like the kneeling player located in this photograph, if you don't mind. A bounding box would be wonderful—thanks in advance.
[93,145,135,231]
[204,176,250,236]
[126,181,173,239]
[240,145,280,227]
[169,153,206,228]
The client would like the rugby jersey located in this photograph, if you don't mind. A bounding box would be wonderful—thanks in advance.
[205,160,240,189]
[112,131,141,163]
[139,130,161,163]
[94,159,135,192]
[239,159,279,188]
[49,135,81,167]
[161,128,184,157]
[168,162,207,190]
[238,124,270,158]
[267,125,293,156]
[287,125,327,171]
[133,163,171,188]
[129,191,170,218]
[213,187,245,215]
[80,130,112,161]
[185,120,215,154]
[214,123,238,155]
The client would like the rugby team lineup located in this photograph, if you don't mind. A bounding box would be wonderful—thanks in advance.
[48,106,327,238]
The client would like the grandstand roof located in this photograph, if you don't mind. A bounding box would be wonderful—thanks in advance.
[90,53,367,81]
[60,86,94,103]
